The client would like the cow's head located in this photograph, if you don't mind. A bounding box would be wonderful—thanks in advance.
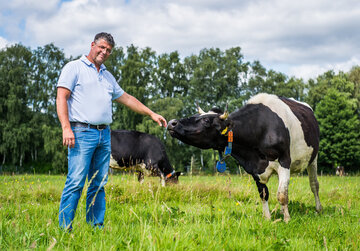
[165,171,182,184]
[167,106,231,150]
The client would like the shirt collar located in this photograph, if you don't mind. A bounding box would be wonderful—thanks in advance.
[80,55,106,72]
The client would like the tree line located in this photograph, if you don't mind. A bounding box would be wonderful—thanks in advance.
[0,43,359,174]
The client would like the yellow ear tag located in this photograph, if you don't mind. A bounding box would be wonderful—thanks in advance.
[221,127,228,135]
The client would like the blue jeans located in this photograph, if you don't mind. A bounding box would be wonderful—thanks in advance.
[59,126,111,230]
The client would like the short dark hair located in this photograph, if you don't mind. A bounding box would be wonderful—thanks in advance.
[94,32,115,47]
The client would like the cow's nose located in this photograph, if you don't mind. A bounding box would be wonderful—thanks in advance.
[167,119,178,130]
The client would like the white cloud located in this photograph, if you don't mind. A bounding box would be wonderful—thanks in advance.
[0,37,8,49]
[0,0,360,79]
[289,57,360,80]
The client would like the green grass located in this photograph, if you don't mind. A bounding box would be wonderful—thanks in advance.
[0,174,359,250]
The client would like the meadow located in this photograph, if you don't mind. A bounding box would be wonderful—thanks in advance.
[0,173,359,250]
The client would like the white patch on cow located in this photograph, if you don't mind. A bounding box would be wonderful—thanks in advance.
[160,174,166,187]
[109,155,119,169]
[277,165,291,222]
[289,97,313,110]
[109,154,152,176]
[248,93,313,174]
[262,200,271,219]
[277,166,290,200]
[258,161,278,184]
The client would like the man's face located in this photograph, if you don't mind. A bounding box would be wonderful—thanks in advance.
[90,39,113,66]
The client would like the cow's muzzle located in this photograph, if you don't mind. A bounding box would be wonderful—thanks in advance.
[167,119,178,132]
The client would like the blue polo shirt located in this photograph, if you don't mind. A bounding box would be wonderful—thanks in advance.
[57,55,124,125]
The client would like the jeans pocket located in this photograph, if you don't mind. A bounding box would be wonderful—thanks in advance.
[72,126,89,133]
[72,127,91,143]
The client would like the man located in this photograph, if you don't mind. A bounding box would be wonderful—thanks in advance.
[56,32,167,231]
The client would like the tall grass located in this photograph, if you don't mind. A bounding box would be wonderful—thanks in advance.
[0,174,359,250]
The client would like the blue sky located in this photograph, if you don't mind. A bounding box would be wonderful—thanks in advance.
[1,0,360,80]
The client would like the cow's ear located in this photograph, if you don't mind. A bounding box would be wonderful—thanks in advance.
[226,120,234,130]
[212,117,222,131]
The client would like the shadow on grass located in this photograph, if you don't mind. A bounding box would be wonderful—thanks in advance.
[270,201,348,219]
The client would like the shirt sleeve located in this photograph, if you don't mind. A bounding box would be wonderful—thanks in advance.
[105,71,124,100]
[57,61,78,92]
[112,83,124,100]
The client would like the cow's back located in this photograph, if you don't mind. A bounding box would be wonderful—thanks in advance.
[279,96,319,164]
[247,93,319,171]
[111,130,143,159]
[111,130,168,167]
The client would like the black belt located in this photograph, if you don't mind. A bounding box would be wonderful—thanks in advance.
[70,122,108,130]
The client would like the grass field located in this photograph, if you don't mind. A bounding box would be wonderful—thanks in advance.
[0,173,359,250]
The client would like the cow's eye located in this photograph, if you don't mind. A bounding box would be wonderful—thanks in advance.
[202,118,211,127]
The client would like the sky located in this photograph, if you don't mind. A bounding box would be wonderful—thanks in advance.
[1,0,360,80]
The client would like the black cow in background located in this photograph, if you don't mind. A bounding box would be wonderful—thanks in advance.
[110,130,180,186]
[167,93,322,222]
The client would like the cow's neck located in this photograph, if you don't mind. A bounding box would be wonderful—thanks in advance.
[230,144,259,175]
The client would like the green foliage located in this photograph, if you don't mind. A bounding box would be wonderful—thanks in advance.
[42,125,67,173]
[315,89,360,171]
[244,61,307,101]
[151,51,188,99]
[0,44,67,171]
[306,70,355,110]
[29,43,67,117]
[112,45,157,130]
[0,43,358,174]
[348,66,360,111]
[0,44,33,165]
[184,47,247,111]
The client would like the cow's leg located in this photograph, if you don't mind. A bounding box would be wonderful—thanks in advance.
[137,171,144,184]
[256,162,277,220]
[255,180,271,220]
[160,173,165,187]
[277,165,291,222]
[149,163,165,187]
[307,157,322,212]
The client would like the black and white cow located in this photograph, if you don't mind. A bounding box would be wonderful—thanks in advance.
[110,130,180,186]
[167,93,322,222]
[336,166,345,176]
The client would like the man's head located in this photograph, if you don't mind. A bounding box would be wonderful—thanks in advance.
[94,32,115,48]
[88,32,115,68]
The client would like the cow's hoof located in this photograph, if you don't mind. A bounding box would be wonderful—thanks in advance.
[264,215,271,220]
[263,210,271,220]
[316,205,323,212]
[284,216,290,223]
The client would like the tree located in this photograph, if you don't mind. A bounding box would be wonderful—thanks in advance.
[42,125,67,173]
[27,44,67,163]
[112,45,156,130]
[307,70,339,109]
[348,66,360,113]
[315,88,360,172]
[103,46,126,82]
[245,61,306,102]
[29,44,67,117]
[184,47,246,111]
[0,44,33,166]
[1,41,358,174]
[150,51,189,100]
